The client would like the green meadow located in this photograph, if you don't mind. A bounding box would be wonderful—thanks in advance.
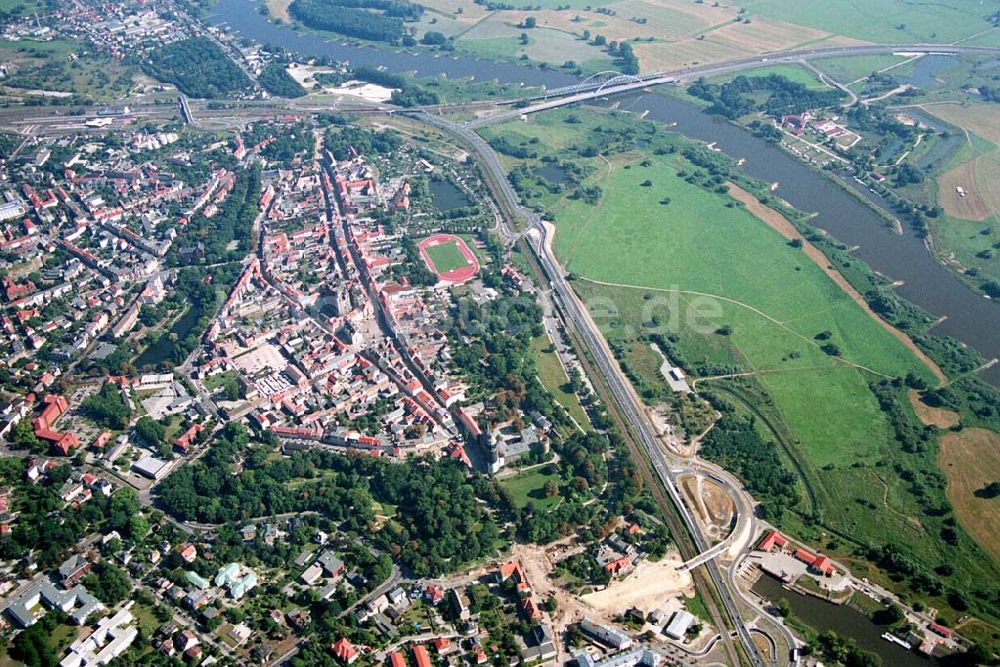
[478,109,1000,606]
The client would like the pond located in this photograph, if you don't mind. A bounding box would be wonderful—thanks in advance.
[133,305,201,369]
[429,178,472,211]
[753,574,936,667]
[536,163,572,186]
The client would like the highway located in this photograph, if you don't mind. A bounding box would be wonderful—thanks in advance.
[410,109,769,665]
[7,38,995,665]
[464,42,1000,128]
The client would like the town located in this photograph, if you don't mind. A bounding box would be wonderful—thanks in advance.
[2,0,1000,666]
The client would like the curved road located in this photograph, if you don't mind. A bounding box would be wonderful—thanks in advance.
[466,43,1000,128]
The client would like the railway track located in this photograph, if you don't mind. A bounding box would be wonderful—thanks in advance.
[516,238,746,667]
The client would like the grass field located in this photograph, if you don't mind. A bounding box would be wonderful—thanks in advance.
[813,54,909,84]
[0,38,135,101]
[740,0,997,44]
[530,335,591,430]
[424,240,470,274]
[499,467,562,511]
[939,428,1000,564]
[479,108,1000,609]
[709,63,828,89]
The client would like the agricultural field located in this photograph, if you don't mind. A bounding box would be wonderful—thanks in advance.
[481,107,1000,617]
[904,102,1000,285]
[264,0,919,73]
[938,428,1000,564]
[740,0,1000,45]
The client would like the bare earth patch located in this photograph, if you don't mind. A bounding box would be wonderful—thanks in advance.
[937,152,1000,221]
[908,388,960,428]
[267,0,292,22]
[938,428,1000,565]
[582,558,693,614]
[726,182,947,385]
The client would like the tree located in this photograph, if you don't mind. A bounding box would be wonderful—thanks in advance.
[543,479,559,497]
[522,15,536,28]
[519,32,529,45]
[81,382,132,430]
[11,419,41,451]
[134,416,166,447]
[421,31,447,45]
[977,481,1000,499]
[83,562,132,605]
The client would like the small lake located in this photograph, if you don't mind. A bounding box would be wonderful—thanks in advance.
[753,574,935,667]
[429,179,472,211]
[134,305,200,369]
[536,163,572,185]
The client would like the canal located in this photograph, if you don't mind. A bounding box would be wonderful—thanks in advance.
[210,0,1000,385]
[753,574,935,666]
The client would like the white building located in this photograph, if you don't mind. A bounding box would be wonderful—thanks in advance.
[59,601,138,667]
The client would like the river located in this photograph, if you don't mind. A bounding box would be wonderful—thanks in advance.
[210,0,1000,385]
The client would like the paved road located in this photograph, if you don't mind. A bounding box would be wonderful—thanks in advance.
[465,42,1000,128]
[411,111,766,666]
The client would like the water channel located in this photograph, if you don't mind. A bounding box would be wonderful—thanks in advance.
[210,0,1000,386]
[753,574,935,666]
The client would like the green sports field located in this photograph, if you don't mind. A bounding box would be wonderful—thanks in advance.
[424,240,470,274]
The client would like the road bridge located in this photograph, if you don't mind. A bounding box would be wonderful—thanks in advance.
[466,43,1000,128]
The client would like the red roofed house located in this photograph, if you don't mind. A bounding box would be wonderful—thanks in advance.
[811,555,834,576]
[425,584,445,605]
[332,638,359,665]
[794,548,815,565]
[521,597,543,621]
[412,644,432,667]
[496,560,524,584]
[757,530,789,553]
[432,637,451,654]
[177,543,197,563]
[389,652,406,667]
[174,423,204,453]
[605,556,632,575]
[929,623,953,639]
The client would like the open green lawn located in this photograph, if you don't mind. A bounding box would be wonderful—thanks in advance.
[812,54,908,84]
[424,240,470,274]
[530,335,590,430]
[710,63,827,89]
[499,467,562,511]
[477,108,1000,605]
[455,18,610,69]
[203,370,240,391]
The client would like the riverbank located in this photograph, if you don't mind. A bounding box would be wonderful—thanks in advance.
[726,182,947,385]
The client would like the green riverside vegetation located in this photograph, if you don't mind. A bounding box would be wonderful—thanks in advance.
[480,106,1000,629]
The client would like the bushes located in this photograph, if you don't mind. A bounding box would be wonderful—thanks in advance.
[698,413,799,519]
